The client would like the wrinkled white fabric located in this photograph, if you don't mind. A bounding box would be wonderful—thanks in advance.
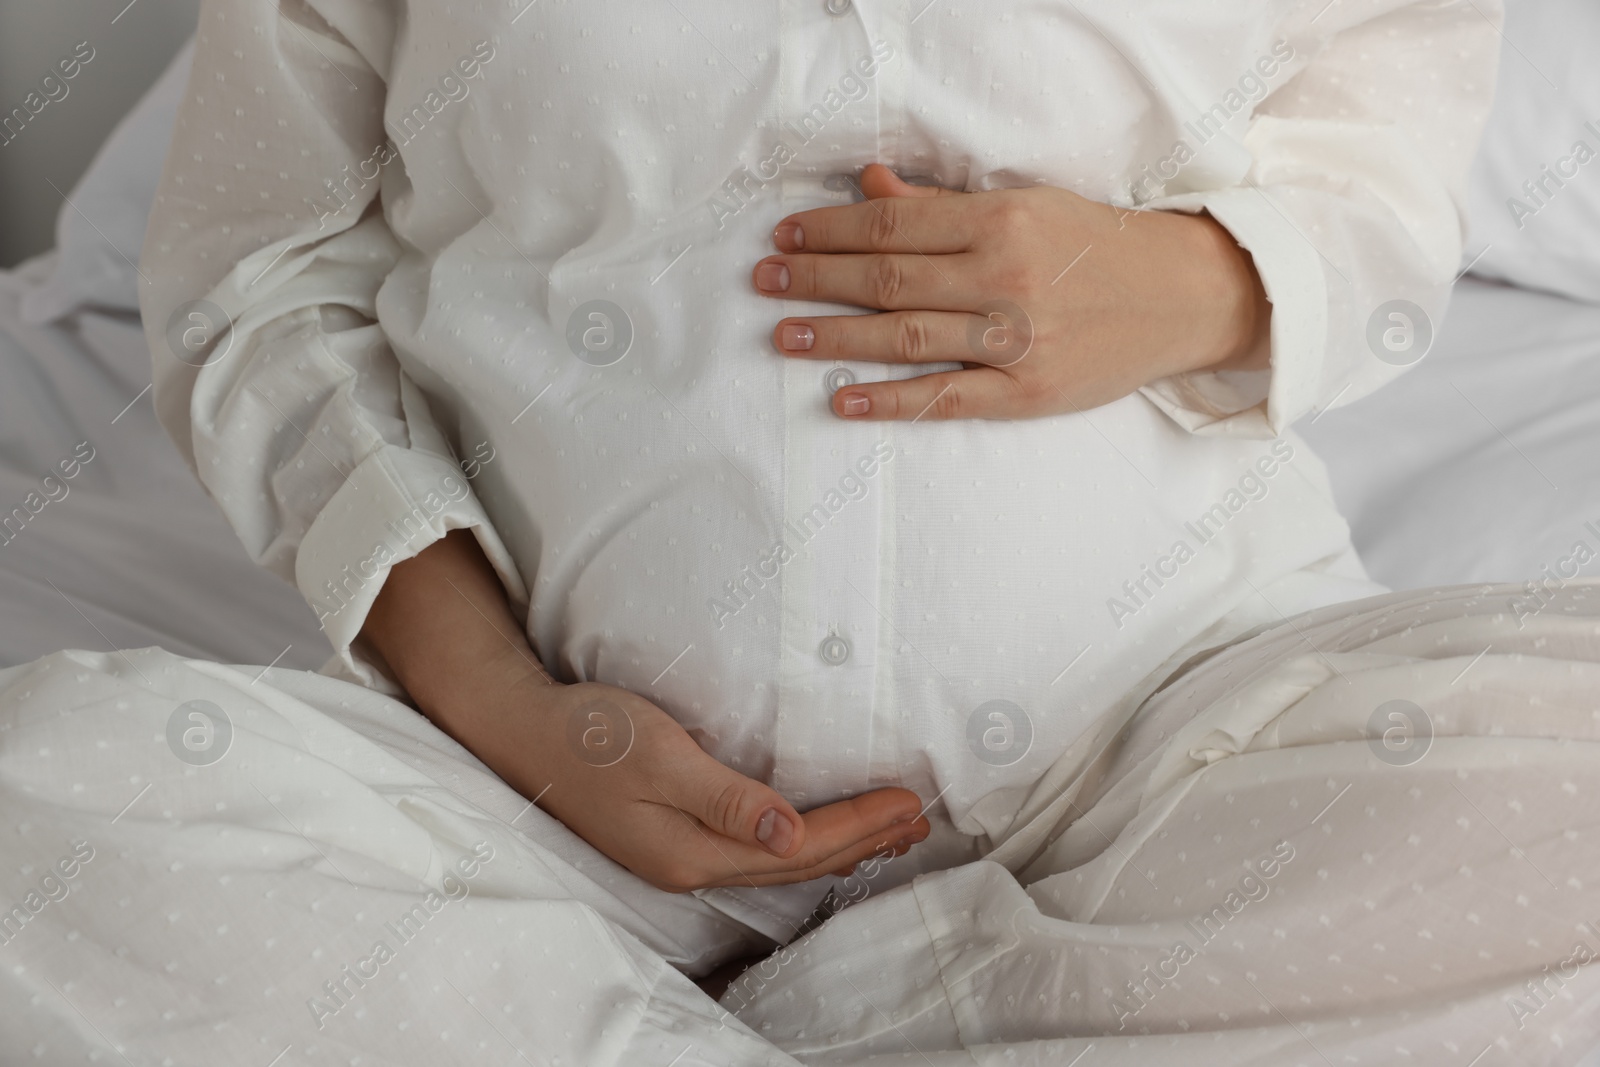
[139,0,1495,926]
[0,645,787,1066]
[4,582,1599,1064]
[727,579,1600,1064]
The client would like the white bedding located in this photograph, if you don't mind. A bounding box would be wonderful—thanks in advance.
[0,254,326,670]
[1300,276,1600,591]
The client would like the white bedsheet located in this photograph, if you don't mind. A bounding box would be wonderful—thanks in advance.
[1300,276,1600,590]
[4,582,1600,1065]
[0,255,327,670]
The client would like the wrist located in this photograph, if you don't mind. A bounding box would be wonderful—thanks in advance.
[1189,212,1272,374]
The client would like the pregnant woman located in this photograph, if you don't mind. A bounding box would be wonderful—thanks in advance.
[125,1,1599,1062]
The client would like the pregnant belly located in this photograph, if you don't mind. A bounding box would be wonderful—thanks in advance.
[391,200,1350,827]
[511,391,1341,835]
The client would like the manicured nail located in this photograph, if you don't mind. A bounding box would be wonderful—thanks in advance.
[780,323,815,351]
[840,393,870,416]
[773,222,804,251]
[756,262,791,293]
[755,807,795,855]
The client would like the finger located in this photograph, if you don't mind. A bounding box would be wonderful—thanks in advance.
[790,788,926,859]
[831,367,1030,421]
[700,787,928,883]
[856,162,961,201]
[773,310,1022,367]
[772,183,973,256]
[754,251,980,312]
[712,810,930,889]
[674,757,810,859]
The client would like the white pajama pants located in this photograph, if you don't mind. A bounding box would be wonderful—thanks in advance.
[3,581,1600,1066]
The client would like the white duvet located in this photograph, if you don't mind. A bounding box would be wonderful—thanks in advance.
[5,580,1600,1065]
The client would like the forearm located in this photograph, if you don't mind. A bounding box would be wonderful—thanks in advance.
[360,529,553,756]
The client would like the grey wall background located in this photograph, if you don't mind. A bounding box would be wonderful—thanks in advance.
[0,0,199,268]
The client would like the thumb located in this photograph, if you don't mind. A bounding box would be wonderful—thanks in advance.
[859,161,962,200]
[679,759,805,859]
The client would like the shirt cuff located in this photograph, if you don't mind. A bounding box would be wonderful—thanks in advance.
[295,444,529,693]
[1136,185,1330,439]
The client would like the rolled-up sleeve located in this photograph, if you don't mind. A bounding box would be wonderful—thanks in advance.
[138,0,527,688]
[1139,0,1503,438]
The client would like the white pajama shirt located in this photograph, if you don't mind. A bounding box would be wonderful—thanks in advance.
[140,0,1499,932]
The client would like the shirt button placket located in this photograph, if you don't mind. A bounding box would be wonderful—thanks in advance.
[770,1,886,809]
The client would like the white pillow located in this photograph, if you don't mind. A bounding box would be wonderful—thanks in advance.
[20,39,194,325]
[1463,0,1600,303]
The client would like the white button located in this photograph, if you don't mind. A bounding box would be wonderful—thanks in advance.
[825,0,852,15]
[819,634,851,666]
[823,172,864,199]
[824,366,856,394]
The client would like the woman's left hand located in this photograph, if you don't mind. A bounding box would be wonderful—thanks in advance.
[753,163,1272,421]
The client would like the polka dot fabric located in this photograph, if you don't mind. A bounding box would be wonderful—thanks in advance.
[3,581,1597,1063]
[729,580,1600,1064]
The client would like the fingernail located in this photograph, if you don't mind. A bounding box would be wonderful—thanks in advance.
[755,807,795,855]
[891,812,918,825]
[774,222,804,251]
[840,393,870,416]
[780,323,815,351]
[756,262,791,293]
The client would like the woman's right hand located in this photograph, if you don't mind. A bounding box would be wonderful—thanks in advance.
[487,669,931,892]
[360,529,930,894]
